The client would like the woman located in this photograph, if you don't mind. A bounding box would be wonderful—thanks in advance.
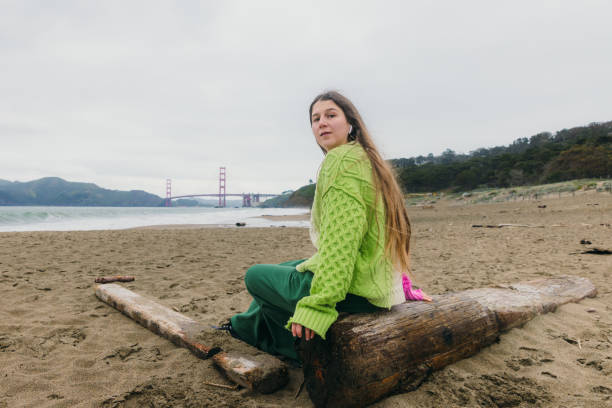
[226,91,431,362]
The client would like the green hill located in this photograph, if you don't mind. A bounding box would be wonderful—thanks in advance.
[260,184,316,208]
[284,184,316,207]
[0,177,164,206]
[392,121,612,193]
[259,192,292,208]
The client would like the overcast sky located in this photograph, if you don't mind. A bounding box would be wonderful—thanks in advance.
[2,1,611,197]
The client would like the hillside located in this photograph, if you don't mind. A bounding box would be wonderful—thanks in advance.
[392,120,612,193]
[260,184,316,208]
[0,177,164,206]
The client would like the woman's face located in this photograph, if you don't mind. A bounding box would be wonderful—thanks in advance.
[311,99,351,152]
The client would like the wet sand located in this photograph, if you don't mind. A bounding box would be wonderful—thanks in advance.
[258,214,310,222]
[0,193,610,407]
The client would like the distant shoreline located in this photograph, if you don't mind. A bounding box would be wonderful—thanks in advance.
[0,207,310,232]
[257,213,310,221]
[128,213,311,230]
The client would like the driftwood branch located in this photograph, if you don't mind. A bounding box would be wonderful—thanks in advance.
[95,276,135,284]
[95,284,289,393]
[299,275,597,408]
[203,381,240,390]
[472,224,545,228]
[581,247,612,255]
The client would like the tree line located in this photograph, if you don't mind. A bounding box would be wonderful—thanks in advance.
[391,121,612,193]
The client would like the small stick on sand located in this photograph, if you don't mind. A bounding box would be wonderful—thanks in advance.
[497,223,545,228]
[94,276,135,284]
[582,247,612,255]
[472,224,545,228]
[203,381,240,390]
[295,380,305,399]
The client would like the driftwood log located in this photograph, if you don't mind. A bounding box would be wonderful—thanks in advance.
[95,284,288,393]
[299,275,597,408]
[94,275,135,284]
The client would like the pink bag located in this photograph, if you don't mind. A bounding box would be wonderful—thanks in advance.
[402,274,425,301]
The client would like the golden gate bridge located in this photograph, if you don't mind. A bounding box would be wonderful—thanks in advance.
[164,167,281,207]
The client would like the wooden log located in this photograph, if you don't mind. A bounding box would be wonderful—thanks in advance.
[299,275,597,408]
[95,284,288,393]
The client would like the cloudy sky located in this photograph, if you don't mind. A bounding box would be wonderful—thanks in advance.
[2,1,611,198]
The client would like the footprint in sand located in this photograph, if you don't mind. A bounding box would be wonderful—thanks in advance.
[100,375,229,408]
[504,347,555,371]
[103,343,142,361]
[423,370,552,407]
[175,297,207,313]
[0,335,17,352]
[592,385,612,395]
[103,344,163,363]
[577,357,610,373]
[470,373,551,406]
[20,328,86,359]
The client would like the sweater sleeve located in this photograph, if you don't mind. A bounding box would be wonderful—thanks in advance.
[286,186,367,339]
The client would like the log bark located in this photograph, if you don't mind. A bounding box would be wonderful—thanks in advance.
[299,275,597,408]
[95,284,288,393]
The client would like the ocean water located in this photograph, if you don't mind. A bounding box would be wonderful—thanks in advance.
[0,206,310,232]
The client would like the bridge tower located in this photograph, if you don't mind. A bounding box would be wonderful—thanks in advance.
[242,194,252,207]
[219,167,226,207]
[165,179,172,207]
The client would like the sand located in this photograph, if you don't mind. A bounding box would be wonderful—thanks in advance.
[258,214,311,222]
[0,193,610,407]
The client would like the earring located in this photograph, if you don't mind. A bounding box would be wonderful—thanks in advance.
[348,126,356,141]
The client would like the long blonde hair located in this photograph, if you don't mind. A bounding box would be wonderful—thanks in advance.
[309,91,412,273]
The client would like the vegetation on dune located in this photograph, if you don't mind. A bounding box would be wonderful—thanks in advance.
[392,121,612,193]
[405,179,612,207]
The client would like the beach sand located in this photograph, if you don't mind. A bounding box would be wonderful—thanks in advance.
[1,193,610,407]
[258,214,311,222]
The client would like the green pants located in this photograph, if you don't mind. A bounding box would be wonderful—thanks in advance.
[230,259,381,362]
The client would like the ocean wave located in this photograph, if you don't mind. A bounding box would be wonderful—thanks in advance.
[0,206,309,232]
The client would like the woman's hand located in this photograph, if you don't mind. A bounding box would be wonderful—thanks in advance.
[402,274,433,302]
[291,323,316,341]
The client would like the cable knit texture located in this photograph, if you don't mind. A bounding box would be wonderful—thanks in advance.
[286,142,405,339]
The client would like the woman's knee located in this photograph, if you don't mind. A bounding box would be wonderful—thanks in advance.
[244,264,267,294]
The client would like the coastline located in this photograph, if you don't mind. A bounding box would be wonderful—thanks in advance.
[127,213,311,230]
[256,213,310,222]
[129,223,244,230]
[0,194,610,407]
[0,207,311,233]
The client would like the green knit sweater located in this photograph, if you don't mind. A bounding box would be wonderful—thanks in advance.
[286,142,405,339]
